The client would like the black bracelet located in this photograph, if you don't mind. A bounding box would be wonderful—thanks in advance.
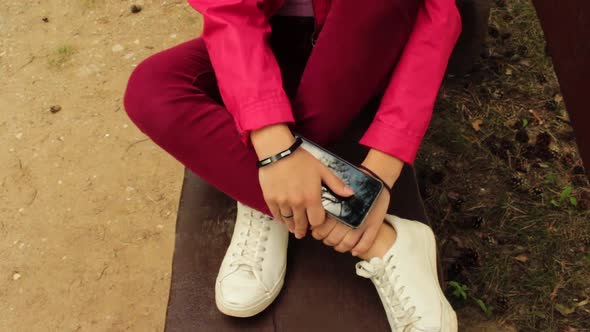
[357,165,393,196]
[257,137,303,168]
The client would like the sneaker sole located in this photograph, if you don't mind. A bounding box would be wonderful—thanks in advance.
[422,224,458,332]
[215,263,287,318]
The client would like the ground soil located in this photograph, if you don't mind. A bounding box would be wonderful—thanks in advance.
[0,1,197,330]
[1,1,588,332]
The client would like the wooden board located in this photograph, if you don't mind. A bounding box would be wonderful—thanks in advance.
[533,0,590,170]
[164,163,429,332]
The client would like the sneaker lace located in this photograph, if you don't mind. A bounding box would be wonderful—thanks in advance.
[229,210,272,274]
[356,255,421,331]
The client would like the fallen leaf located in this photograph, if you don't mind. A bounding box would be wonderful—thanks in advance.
[555,303,576,316]
[450,235,466,248]
[505,68,513,75]
[519,59,531,67]
[471,119,483,131]
[575,298,589,307]
[554,93,564,103]
[514,254,529,263]
[562,327,579,332]
[528,109,545,125]
[550,277,564,300]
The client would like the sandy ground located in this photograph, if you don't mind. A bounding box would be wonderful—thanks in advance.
[0,1,202,330]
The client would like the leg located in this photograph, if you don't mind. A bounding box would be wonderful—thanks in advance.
[290,0,419,257]
[292,0,421,145]
[125,39,297,318]
[124,38,269,214]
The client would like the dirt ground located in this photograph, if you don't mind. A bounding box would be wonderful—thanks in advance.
[0,1,199,330]
[1,1,588,332]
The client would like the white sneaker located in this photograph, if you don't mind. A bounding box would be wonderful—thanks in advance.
[215,202,289,317]
[356,215,457,332]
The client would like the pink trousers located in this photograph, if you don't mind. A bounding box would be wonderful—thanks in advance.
[124,1,419,215]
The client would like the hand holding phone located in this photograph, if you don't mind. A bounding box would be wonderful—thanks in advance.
[255,132,355,238]
[298,136,384,229]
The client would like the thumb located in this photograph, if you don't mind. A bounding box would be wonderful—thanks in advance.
[320,165,354,197]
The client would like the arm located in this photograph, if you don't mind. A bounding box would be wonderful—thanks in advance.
[360,0,462,171]
[187,0,294,143]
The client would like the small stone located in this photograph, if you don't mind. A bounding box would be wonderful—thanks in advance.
[42,17,49,23]
[112,44,124,53]
[15,133,23,139]
[12,273,22,281]
[124,52,135,60]
[130,4,142,14]
[170,34,177,39]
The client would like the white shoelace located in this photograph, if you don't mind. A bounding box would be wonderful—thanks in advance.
[356,255,421,331]
[229,210,272,274]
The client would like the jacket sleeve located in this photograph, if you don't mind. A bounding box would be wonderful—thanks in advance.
[187,0,294,141]
[359,0,462,164]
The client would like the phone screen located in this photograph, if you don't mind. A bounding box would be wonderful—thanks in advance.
[299,137,384,228]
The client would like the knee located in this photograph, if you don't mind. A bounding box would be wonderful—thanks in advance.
[123,55,162,133]
[124,56,156,132]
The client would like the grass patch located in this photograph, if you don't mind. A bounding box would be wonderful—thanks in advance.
[418,0,590,330]
[80,0,98,9]
[48,45,76,68]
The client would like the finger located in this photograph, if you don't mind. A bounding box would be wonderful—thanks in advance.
[268,204,283,221]
[322,223,349,247]
[279,205,295,232]
[311,217,337,240]
[279,205,294,220]
[293,207,309,239]
[334,230,362,253]
[306,196,326,227]
[285,218,295,233]
[351,222,381,257]
[320,164,354,197]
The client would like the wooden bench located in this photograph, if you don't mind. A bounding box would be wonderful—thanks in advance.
[164,109,431,331]
[164,0,590,330]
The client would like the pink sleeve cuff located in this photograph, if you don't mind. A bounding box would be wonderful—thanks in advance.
[359,119,423,165]
[234,92,295,144]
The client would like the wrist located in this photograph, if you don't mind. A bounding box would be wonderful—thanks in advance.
[361,149,404,188]
[251,124,295,159]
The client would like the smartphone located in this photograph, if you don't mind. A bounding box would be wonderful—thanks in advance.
[298,136,384,229]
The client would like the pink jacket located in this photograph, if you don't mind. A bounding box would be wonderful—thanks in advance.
[187,0,461,164]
